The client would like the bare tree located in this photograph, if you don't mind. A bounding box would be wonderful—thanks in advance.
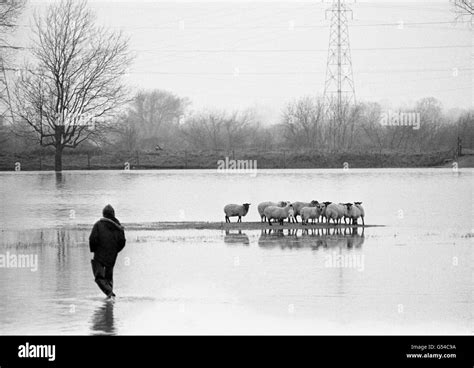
[324,96,358,151]
[0,0,24,37]
[451,0,473,24]
[125,89,190,149]
[12,0,132,171]
[282,96,325,150]
[452,0,474,15]
[115,113,139,152]
[179,113,215,150]
[202,112,223,151]
[358,102,385,153]
[414,97,444,152]
[0,0,25,128]
[222,110,254,152]
[180,110,254,152]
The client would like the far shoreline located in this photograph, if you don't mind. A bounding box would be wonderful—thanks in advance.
[1,149,473,171]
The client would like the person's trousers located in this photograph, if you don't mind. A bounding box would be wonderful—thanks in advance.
[91,259,114,296]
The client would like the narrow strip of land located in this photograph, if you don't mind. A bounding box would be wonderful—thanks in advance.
[75,221,384,231]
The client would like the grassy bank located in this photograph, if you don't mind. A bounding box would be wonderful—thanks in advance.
[0,148,464,171]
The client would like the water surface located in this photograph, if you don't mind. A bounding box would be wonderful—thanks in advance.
[0,169,472,334]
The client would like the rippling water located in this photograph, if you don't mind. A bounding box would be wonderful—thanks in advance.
[0,169,472,334]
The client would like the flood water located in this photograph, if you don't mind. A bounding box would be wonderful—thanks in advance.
[0,169,472,334]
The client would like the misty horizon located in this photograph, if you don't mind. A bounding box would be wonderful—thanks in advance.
[6,0,472,124]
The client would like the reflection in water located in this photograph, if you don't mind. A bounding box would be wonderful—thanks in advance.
[258,227,364,250]
[90,300,116,335]
[224,230,250,246]
[0,225,471,335]
[1,228,89,248]
[56,229,68,268]
[55,172,65,189]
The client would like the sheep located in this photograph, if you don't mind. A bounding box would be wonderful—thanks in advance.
[257,201,287,222]
[264,203,294,226]
[336,203,348,224]
[288,206,296,223]
[224,203,250,223]
[300,205,322,225]
[345,202,365,226]
[338,203,350,224]
[354,202,365,226]
[292,200,319,223]
[320,201,332,223]
[325,203,347,225]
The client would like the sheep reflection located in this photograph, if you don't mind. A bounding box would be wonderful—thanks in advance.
[224,230,250,246]
[258,227,364,250]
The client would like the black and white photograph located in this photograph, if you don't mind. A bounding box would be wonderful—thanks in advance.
[0,0,472,363]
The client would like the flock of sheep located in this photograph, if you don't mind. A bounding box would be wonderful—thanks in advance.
[223,201,365,226]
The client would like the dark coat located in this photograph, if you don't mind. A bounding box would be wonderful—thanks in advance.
[89,217,126,267]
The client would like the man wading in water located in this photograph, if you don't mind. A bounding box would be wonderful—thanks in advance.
[89,205,126,300]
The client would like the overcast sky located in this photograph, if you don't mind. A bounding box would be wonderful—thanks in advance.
[11,1,473,123]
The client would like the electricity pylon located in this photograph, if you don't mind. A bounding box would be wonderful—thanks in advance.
[323,0,356,119]
[0,57,14,128]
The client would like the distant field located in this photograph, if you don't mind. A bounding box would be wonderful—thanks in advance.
[0,148,467,171]
[440,154,474,168]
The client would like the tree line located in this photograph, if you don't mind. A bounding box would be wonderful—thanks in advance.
[115,93,473,155]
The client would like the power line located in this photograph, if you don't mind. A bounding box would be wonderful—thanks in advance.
[8,20,471,30]
[5,45,471,52]
[136,44,472,52]
[121,67,474,76]
[0,45,25,50]
[7,67,467,81]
